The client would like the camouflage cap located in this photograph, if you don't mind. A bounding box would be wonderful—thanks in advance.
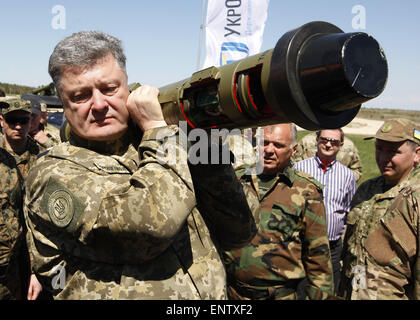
[365,118,420,145]
[0,98,31,115]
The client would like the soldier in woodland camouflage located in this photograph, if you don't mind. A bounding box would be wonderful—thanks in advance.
[0,148,24,299]
[340,118,420,300]
[24,31,258,299]
[293,132,363,182]
[0,98,42,299]
[0,99,40,179]
[225,123,334,300]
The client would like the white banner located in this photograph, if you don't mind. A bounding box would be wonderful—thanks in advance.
[203,0,270,69]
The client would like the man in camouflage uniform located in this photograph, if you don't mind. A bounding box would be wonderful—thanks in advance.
[340,118,420,300]
[293,131,363,182]
[0,99,42,299]
[0,98,40,179]
[0,148,24,299]
[24,31,258,299]
[224,123,334,300]
[28,101,60,151]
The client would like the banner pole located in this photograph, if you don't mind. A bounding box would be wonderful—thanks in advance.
[196,0,207,71]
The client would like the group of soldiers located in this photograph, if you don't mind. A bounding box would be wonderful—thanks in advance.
[1,29,420,301]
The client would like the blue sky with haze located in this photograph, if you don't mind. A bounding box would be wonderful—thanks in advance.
[0,0,419,110]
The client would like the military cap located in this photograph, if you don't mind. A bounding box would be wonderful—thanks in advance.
[0,98,31,115]
[365,118,420,145]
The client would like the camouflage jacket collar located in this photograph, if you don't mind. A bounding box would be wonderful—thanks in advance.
[371,171,417,202]
[0,136,39,165]
[68,129,137,156]
[251,163,295,200]
[46,138,140,175]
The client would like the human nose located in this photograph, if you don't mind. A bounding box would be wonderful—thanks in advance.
[91,89,108,112]
[376,150,392,165]
[324,140,333,149]
[264,143,274,154]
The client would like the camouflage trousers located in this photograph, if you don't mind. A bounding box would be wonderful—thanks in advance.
[0,244,30,300]
[0,261,22,300]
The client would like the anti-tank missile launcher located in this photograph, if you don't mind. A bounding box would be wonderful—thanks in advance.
[157,21,388,131]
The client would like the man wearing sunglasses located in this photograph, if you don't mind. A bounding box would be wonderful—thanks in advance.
[0,98,40,179]
[0,98,43,300]
[293,132,362,182]
[294,129,357,297]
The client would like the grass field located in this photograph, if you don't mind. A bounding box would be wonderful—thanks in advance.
[297,131,380,186]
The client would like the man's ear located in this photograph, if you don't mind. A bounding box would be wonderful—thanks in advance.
[291,143,297,157]
[414,145,420,165]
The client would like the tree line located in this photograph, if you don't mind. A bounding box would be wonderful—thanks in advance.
[0,82,36,95]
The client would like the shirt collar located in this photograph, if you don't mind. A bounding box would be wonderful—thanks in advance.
[314,153,336,170]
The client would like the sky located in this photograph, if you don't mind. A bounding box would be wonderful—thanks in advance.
[0,0,419,111]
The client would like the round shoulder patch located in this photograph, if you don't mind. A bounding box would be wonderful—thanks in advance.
[48,189,74,228]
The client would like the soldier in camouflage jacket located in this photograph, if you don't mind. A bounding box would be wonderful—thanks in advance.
[0,148,24,299]
[225,123,334,300]
[340,118,420,299]
[0,98,42,299]
[0,98,40,180]
[24,31,258,299]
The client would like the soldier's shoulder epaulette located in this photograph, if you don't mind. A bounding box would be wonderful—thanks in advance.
[400,185,420,198]
[294,169,324,191]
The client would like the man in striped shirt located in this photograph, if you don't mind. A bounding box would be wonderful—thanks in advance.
[294,129,357,294]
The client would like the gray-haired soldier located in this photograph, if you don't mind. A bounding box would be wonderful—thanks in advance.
[24,31,258,299]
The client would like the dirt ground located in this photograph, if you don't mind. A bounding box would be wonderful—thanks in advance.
[341,117,384,136]
[297,107,420,136]
[296,117,383,136]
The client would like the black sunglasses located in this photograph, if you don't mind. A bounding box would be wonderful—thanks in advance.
[319,136,341,146]
[4,116,30,126]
